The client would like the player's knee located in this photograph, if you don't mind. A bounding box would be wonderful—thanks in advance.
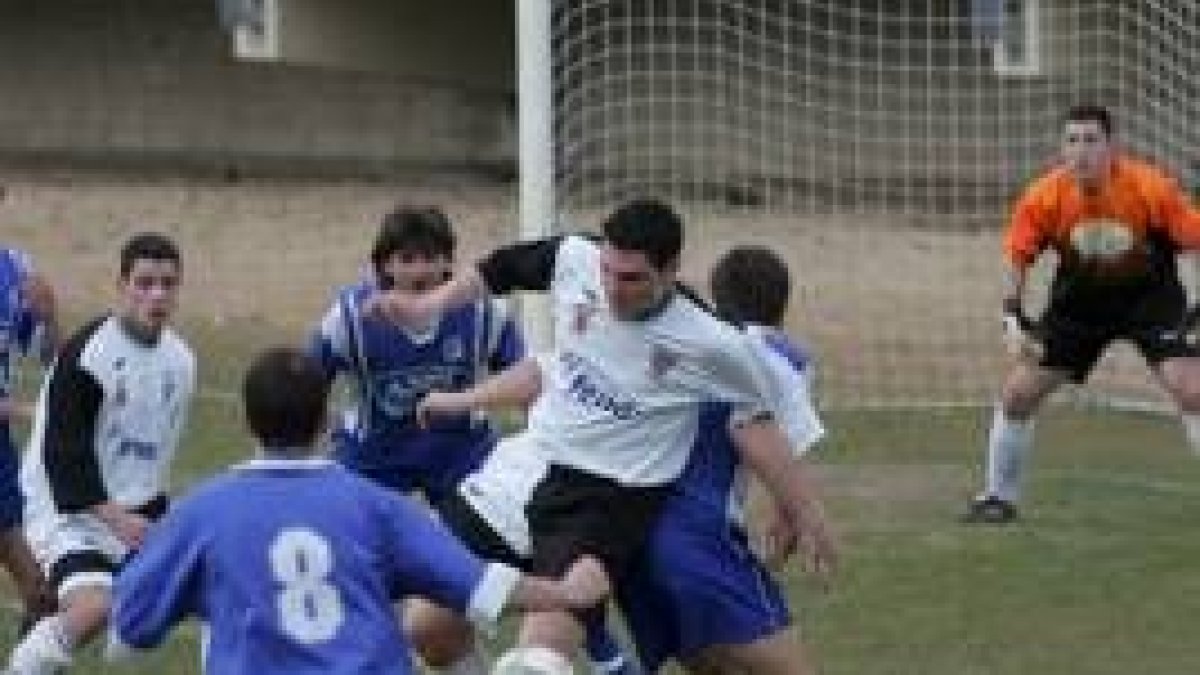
[1161,366,1200,411]
[405,606,474,668]
[999,384,1043,419]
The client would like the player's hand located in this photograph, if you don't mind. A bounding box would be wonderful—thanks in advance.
[1001,300,1042,359]
[22,274,57,323]
[786,504,838,590]
[758,502,799,569]
[94,505,151,550]
[561,555,611,608]
[414,391,473,428]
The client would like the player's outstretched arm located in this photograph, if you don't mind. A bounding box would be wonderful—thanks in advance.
[369,237,563,326]
[415,355,543,427]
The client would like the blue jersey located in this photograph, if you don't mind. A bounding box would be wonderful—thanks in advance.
[0,248,38,403]
[615,328,823,670]
[662,326,822,528]
[310,280,523,498]
[113,457,519,675]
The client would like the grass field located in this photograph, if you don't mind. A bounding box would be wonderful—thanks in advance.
[4,324,1199,674]
[4,176,1200,673]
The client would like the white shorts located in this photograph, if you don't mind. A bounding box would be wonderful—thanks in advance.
[457,435,549,556]
[26,513,128,599]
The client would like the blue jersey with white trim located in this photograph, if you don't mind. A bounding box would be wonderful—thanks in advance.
[0,248,37,401]
[113,459,511,675]
[310,280,523,466]
[665,328,822,527]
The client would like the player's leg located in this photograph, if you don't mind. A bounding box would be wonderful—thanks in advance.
[0,435,54,626]
[408,487,534,674]
[619,515,797,675]
[1129,294,1200,454]
[405,598,486,675]
[966,313,1104,522]
[1149,356,1200,453]
[7,551,116,674]
[514,465,667,666]
[971,361,1066,512]
[683,627,813,675]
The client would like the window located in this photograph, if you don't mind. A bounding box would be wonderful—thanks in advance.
[230,0,280,61]
[991,0,1041,76]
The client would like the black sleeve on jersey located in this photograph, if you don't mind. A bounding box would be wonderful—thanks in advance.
[43,317,109,513]
[476,236,565,294]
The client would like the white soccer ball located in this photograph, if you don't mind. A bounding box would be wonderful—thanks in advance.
[491,646,575,675]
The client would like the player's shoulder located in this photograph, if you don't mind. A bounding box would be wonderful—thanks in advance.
[748,325,811,375]
[0,247,32,278]
[1116,154,1177,192]
[555,234,601,269]
[157,327,197,370]
[1020,164,1074,204]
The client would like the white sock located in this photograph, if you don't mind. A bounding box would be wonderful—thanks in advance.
[7,615,73,675]
[437,645,487,675]
[983,406,1034,503]
[1182,414,1200,457]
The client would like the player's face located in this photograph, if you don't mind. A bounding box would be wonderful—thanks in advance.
[600,245,675,320]
[379,251,450,293]
[1061,120,1112,186]
[118,258,180,336]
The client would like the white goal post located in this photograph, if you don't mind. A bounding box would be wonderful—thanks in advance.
[518,0,1200,415]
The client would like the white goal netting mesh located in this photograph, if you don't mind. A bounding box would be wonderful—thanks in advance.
[548,0,1200,413]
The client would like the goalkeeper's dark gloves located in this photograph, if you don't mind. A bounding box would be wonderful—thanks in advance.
[1001,297,1042,359]
[1172,304,1200,346]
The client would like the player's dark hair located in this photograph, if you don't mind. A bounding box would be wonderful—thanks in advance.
[120,232,181,278]
[243,347,331,449]
[602,198,684,271]
[710,245,791,327]
[372,206,455,266]
[1065,104,1113,137]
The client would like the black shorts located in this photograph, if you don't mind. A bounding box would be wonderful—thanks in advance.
[1037,277,1199,382]
[524,463,670,580]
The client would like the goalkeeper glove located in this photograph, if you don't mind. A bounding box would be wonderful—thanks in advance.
[1001,297,1042,359]
[1170,304,1200,347]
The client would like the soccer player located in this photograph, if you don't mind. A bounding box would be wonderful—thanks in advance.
[616,246,825,674]
[309,206,523,674]
[7,233,195,675]
[373,199,836,670]
[966,104,1200,523]
[420,246,827,674]
[0,246,59,626]
[309,205,522,510]
[111,347,611,675]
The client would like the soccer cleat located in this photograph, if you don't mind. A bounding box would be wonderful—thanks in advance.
[961,495,1018,524]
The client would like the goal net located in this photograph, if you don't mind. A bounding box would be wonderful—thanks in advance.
[539,0,1200,419]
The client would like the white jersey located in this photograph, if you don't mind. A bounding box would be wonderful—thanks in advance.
[462,324,823,554]
[507,236,773,486]
[21,315,195,534]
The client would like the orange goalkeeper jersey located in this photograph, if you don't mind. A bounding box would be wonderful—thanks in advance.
[1003,155,1200,280]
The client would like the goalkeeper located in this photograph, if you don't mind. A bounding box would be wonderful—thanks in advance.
[966,104,1200,523]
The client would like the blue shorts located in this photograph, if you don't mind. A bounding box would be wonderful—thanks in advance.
[0,427,24,530]
[616,512,791,671]
[333,431,491,509]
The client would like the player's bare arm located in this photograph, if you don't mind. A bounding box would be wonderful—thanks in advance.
[415,356,542,428]
[90,502,151,550]
[731,418,837,584]
[508,555,611,613]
